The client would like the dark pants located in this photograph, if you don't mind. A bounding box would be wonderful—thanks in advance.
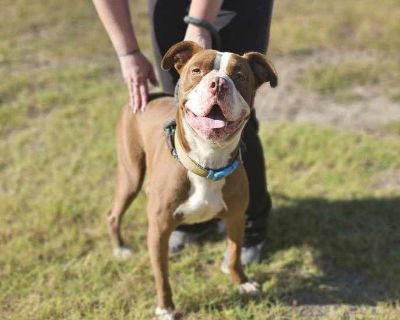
[149,0,274,246]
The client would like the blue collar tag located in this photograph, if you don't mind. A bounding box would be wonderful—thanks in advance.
[206,159,240,181]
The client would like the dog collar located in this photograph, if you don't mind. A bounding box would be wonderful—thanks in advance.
[164,120,241,181]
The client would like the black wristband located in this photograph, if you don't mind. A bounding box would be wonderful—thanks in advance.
[183,15,221,50]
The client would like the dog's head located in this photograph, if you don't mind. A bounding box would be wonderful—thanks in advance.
[162,41,277,142]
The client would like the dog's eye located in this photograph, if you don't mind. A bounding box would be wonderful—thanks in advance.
[236,72,246,81]
[191,67,201,74]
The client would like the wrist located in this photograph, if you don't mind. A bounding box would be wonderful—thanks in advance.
[186,23,210,36]
[118,48,141,58]
[184,15,219,49]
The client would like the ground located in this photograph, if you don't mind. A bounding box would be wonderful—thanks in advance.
[1,0,400,319]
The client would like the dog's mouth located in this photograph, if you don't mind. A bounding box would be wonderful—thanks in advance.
[199,104,227,128]
[185,104,245,140]
[207,103,226,121]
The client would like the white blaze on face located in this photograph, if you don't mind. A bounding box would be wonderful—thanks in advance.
[218,52,232,73]
[185,52,250,121]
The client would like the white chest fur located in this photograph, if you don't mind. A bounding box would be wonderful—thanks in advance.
[174,172,227,224]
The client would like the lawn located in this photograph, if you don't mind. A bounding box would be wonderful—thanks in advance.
[1,0,399,319]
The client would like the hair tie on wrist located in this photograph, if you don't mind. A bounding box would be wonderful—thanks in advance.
[118,48,140,58]
[183,15,221,50]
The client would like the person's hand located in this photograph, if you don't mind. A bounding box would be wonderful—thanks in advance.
[118,51,158,113]
[184,24,212,49]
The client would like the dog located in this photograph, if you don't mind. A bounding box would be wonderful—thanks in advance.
[106,41,277,319]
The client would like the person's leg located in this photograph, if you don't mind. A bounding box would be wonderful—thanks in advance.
[149,0,275,258]
[219,0,274,54]
[149,0,219,252]
[219,0,274,261]
[241,112,272,247]
[148,0,188,94]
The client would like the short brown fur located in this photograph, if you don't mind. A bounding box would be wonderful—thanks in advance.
[107,42,277,314]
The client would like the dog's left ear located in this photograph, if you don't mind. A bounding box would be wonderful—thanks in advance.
[161,41,203,74]
[243,52,278,88]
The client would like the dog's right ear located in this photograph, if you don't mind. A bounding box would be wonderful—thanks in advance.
[161,41,203,74]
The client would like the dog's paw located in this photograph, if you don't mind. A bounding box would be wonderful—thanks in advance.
[220,262,229,274]
[155,307,175,320]
[113,246,133,260]
[238,280,261,296]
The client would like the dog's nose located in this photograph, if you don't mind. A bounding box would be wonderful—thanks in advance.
[208,77,228,96]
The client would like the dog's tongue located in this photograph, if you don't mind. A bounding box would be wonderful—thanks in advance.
[195,117,226,129]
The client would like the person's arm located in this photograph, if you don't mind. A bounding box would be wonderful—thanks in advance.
[184,0,223,49]
[93,0,157,113]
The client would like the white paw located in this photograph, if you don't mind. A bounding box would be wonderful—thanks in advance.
[113,246,133,260]
[238,281,261,296]
[220,263,229,274]
[155,307,175,320]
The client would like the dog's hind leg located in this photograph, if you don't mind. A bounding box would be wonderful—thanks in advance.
[107,115,145,259]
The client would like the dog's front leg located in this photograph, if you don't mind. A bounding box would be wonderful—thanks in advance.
[147,217,175,320]
[225,213,261,295]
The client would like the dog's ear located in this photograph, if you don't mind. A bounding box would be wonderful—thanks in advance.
[161,41,203,74]
[243,52,278,88]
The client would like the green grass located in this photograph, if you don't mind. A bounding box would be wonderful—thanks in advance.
[2,119,400,319]
[300,62,379,101]
[300,61,400,102]
[384,121,400,136]
[271,0,400,55]
[1,0,400,319]
[271,0,400,102]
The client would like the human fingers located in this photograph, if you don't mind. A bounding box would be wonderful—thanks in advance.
[140,83,148,112]
[128,79,135,112]
[132,81,141,113]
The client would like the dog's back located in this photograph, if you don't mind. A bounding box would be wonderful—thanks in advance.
[117,94,179,170]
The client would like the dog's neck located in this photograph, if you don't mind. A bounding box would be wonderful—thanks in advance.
[176,109,242,170]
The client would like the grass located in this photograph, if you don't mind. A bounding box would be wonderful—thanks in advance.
[300,62,379,101]
[300,61,400,102]
[384,121,400,136]
[271,0,400,102]
[271,0,400,55]
[1,0,400,319]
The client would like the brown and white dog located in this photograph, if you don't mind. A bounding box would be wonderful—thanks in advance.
[107,41,277,319]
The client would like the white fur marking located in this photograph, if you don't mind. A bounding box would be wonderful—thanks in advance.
[238,281,261,295]
[113,246,133,260]
[155,307,175,320]
[219,52,233,73]
[174,172,227,224]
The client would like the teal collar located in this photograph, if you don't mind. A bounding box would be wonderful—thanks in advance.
[164,120,242,181]
[205,159,240,181]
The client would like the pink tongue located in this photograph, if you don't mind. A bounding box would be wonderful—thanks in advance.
[195,116,226,129]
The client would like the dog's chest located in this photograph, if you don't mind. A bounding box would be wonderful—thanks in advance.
[174,172,227,224]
